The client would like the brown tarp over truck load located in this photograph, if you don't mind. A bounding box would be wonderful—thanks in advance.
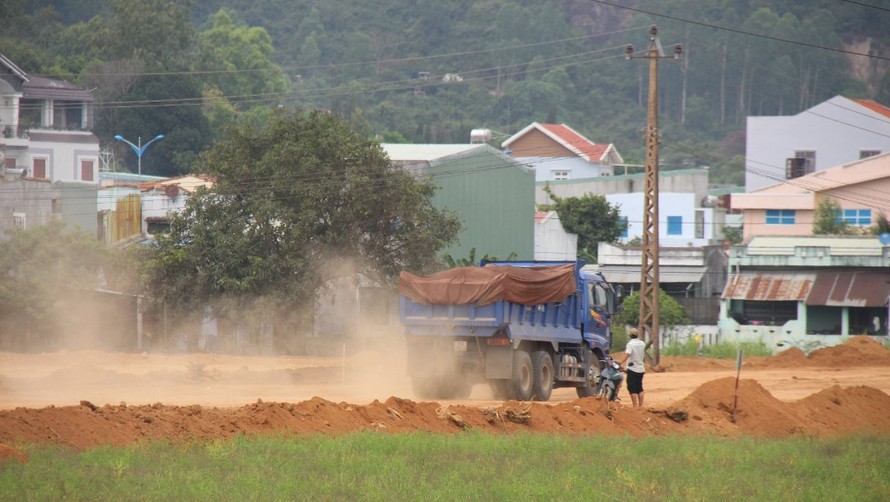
[398,263,577,306]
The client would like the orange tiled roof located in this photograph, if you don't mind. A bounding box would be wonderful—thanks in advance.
[539,123,608,162]
[854,99,890,119]
[140,174,215,194]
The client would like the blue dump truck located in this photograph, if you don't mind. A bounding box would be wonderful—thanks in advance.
[398,260,623,401]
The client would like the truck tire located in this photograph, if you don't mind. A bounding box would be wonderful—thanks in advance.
[576,357,604,398]
[531,350,554,401]
[508,350,534,401]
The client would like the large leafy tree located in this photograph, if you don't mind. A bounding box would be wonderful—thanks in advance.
[193,10,287,104]
[145,108,461,318]
[543,184,625,263]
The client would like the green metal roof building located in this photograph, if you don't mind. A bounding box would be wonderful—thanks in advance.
[383,143,535,261]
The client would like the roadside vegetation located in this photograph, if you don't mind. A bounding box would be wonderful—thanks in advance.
[2,433,887,500]
[661,338,774,358]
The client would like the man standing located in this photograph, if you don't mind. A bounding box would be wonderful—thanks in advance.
[615,328,646,407]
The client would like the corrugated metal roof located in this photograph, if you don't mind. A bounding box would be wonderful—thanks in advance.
[382,144,484,161]
[744,236,884,257]
[722,272,815,301]
[599,265,706,284]
[807,271,890,307]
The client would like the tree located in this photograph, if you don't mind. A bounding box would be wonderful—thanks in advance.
[721,225,744,245]
[103,0,196,69]
[0,221,108,346]
[442,248,518,268]
[145,108,461,319]
[813,197,852,235]
[193,10,287,105]
[543,184,625,263]
[98,73,212,177]
[614,289,690,329]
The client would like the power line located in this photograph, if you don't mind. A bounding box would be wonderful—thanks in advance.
[588,0,890,61]
[839,0,890,13]
[7,18,890,222]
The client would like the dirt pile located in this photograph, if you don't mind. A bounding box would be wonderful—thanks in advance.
[1,336,889,458]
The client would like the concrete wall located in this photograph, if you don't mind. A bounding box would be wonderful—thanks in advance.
[607,192,715,247]
[29,132,100,183]
[534,212,577,260]
[0,177,55,235]
[536,168,709,206]
[142,190,187,235]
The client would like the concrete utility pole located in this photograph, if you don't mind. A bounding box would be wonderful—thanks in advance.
[625,26,682,366]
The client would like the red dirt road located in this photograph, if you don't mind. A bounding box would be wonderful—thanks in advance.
[2,336,890,458]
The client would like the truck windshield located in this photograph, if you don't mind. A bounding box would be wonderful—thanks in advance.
[588,281,611,312]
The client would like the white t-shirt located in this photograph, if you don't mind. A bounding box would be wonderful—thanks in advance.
[625,337,646,373]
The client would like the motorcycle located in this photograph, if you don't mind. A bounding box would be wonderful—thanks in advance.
[595,355,624,401]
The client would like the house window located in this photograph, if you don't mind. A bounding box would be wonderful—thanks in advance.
[667,216,682,235]
[81,160,94,181]
[33,158,47,179]
[766,209,795,225]
[13,212,25,230]
[786,150,816,179]
[837,209,872,226]
[552,170,569,180]
[860,150,881,159]
[618,216,628,238]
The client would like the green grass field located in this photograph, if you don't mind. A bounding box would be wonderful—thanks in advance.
[2,433,888,501]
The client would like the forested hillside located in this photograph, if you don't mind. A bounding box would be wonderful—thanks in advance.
[8,0,890,184]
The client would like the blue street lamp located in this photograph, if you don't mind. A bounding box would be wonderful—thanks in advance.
[114,133,165,175]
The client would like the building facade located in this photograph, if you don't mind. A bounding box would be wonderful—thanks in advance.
[384,143,535,261]
[719,236,890,351]
[746,95,890,192]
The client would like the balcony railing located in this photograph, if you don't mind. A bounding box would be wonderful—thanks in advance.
[1,125,30,140]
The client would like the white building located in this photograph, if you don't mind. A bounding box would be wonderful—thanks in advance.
[746,95,890,192]
[0,52,99,185]
[534,211,577,261]
[607,192,717,248]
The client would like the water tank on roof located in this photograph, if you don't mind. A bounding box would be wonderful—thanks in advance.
[470,128,492,144]
[701,195,719,208]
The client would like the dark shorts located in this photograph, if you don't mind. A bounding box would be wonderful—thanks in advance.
[626,370,644,394]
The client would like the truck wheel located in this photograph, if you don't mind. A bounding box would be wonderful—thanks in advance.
[531,350,554,401]
[508,350,534,401]
[576,357,604,398]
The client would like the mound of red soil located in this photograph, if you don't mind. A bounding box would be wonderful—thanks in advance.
[2,337,890,458]
[665,377,890,438]
[3,378,889,455]
[668,336,890,371]
[807,336,890,366]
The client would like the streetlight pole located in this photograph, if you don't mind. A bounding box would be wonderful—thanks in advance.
[114,133,165,175]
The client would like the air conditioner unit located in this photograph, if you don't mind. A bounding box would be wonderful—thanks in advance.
[785,157,807,179]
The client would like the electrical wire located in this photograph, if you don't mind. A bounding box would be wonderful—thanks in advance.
[4,16,890,231]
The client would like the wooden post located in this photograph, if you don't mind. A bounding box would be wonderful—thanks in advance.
[731,348,743,423]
